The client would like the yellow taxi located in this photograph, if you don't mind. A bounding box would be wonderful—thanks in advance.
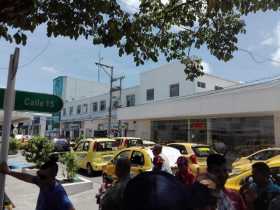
[167,143,217,175]
[113,137,143,149]
[73,138,117,175]
[102,146,181,179]
[226,159,280,191]
[231,148,280,175]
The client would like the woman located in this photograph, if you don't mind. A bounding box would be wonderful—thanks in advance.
[175,156,195,186]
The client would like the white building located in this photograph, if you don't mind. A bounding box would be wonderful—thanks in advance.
[51,76,110,136]
[60,63,238,139]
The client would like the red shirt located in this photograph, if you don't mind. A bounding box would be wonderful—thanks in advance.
[175,170,195,186]
[223,188,247,210]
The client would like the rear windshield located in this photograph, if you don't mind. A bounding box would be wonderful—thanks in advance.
[192,146,216,157]
[95,141,115,152]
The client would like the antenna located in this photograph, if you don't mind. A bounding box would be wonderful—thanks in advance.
[97,50,103,82]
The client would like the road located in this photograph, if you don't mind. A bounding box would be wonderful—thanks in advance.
[78,170,103,185]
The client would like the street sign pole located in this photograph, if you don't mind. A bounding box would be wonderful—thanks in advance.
[0,48,19,209]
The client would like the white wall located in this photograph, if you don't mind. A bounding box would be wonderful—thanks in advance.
[137,63,238,105]
[64,77,109,101]
[138,63,195,104]
[195,74,239,92]
[61,86,139,122]
[135,120,151,139]
[117,81,280,120]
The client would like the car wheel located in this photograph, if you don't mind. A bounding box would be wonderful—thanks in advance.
[87,163,94,176]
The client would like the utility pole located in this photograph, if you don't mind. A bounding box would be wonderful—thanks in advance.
[95,62,125,137]
[97,51,103,82]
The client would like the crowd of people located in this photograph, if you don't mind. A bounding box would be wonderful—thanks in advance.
[1,143,280,210]
[99,144,280,210]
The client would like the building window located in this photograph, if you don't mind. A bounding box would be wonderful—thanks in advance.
[215,85,223,90]
[63,108,66,116]
[77,105,81,114]
[146,89,154,101]
[100,100,106,111]
[92,102,98,112]
[69,106,73,116]
[83,104,88,113]
[126,95,135,107]
[197,81,206,88]
[170,83,179,97]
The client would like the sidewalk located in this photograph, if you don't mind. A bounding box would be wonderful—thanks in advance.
[5,176,100,210]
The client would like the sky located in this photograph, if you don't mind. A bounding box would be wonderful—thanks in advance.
[1,1,280,94]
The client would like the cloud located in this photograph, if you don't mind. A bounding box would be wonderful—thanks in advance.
[271,22,280,66]
[41,66,61,75]
[261,37,274,46]
[263,21,280,66]
[201,61,211,73]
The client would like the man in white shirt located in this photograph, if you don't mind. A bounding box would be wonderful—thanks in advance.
[152,144,172,174]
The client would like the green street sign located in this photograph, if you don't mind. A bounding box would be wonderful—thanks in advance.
[0,88,63,113]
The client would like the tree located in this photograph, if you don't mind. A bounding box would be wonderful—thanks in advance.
[1,0,279,80]
[22,136,54,167]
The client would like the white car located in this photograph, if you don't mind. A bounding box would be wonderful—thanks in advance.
[147,146,181,169]
[143,140,156,147]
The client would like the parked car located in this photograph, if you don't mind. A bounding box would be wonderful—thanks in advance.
[52,138,70,152]
[113,137,143,149]
[73,138,118,175]
[226,159,280,191]
[167,142,217,175]
[231,148,280,175]
[102,146,181,180]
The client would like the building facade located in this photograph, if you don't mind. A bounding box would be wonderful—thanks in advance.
[118,77,280,148]
[51,76,109,137]
[60,63,238,140]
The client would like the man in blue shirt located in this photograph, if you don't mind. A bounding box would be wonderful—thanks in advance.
[0,159,75,210]
[244,162,280,210]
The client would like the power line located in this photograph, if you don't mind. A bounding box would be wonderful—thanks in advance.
[0,39,51,70]
[239,48,280,65]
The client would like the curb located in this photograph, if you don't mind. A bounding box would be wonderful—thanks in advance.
[63,176,93,196]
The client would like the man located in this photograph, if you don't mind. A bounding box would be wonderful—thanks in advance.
[123,171,191,210]
[0,160,75,210]
[100,157,131,210]
[243,162,280,210]
[198,154,246,210]
[152,144,172,174]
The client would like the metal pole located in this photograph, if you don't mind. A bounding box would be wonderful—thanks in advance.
[0,48,19,209]
[108,67,113,137]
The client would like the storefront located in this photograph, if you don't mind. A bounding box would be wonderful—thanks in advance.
[118,77,280,147]
[150,116,274,148]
